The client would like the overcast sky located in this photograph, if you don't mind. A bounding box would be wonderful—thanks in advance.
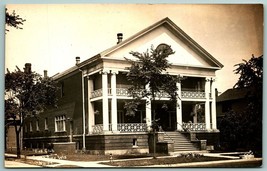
[5,4,263,93]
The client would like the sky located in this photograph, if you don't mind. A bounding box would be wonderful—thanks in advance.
[5,4,263,93]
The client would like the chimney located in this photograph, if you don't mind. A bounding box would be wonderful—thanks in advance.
[76,56,80,65]
[24,63,32,74]
[44,70,48,78]
[117,33,123,44]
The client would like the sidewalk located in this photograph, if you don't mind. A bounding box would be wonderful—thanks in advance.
[4,160,41,168]
[26,155,113,168]
[5,153,112,168]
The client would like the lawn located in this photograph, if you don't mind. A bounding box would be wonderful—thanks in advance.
[100,155,231,167]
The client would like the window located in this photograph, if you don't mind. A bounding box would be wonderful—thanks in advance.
[55,115,66,132]
[36,120,40,131]
[30,122,33,132]
[60,82,65,97]
[45,118,48,130]
[133,138,138,147]
[25,124,27,133]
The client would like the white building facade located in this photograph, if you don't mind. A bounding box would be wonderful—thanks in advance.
[25,18,223,155]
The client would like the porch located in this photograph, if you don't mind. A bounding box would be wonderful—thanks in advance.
[86,72,218,135]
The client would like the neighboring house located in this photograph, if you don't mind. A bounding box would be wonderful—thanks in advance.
[23,17,223,154]
[216,87,251,119]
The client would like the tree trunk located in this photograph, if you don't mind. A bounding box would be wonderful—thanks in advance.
[151,99,156,159]
[15,129,21,159]
[153,110,156,159]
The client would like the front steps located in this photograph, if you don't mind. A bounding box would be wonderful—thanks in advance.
[163,131,199,152]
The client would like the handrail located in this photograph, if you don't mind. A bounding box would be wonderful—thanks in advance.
[177,122,189,132]
[157,125,174,142]
[177,122,201,141]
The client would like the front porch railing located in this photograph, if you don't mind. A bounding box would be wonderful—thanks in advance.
[92,124,103,134]
[92,124,112,134]
[182,122,206,131]
[117,123,147,132]
[92,123,147,134]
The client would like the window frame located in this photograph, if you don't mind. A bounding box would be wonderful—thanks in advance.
[55,115,66,132]
[44,118,48,130]
[30,121,33,132]
[36,119,40,131]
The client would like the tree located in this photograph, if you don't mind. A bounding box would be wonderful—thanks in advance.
[5,64,58,158]
[218,55,263,156]
[125,44,181,158]
[5,8,26,32]
[234,54,263,89]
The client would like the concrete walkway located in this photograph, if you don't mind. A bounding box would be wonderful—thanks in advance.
[4,160,41,168]
[26,155,113,167]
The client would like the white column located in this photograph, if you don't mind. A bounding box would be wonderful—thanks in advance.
[146,99,152,131]
[176,81,183,130]
[102,70,109,132]
[111,70,118,132]
[205,77,211,130]
[211,77,217,130]
[145,84,152,131]
[88,78,95,134]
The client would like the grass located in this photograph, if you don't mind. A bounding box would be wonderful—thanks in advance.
[65,153,163,161]
[100,155,230,167]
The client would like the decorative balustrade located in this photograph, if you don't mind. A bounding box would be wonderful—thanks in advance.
[116,88,131,96]
[91,89,103,98]
[92,124,112,134]
[155,90,170,98]
[91,88,211,100]
[117,123,147,132]
[92,123,146,133]
[182,122,206,131]
[92,88,170,99]
[92,124,103,134]
[181,91,206,99]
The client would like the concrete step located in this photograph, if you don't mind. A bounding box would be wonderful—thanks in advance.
[163,131,200,152]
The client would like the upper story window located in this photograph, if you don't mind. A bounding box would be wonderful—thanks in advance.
[36,120,40,131]
[25,124,28,133]
[55,115,66,132]
[45,118,48,130]
[60,82,65,97]
[30,121,33,132]
[155,43,173,54]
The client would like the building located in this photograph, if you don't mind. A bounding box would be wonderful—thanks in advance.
[216,87,251,118]
[23,17,223,155]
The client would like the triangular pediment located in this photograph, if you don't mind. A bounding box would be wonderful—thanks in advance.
[101,17,223,69]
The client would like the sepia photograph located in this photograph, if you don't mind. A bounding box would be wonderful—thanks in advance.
[4,3,263,168]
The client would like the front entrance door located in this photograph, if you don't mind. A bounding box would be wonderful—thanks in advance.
[154,102,176,131]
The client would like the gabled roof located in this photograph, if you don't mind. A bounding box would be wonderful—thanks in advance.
[99,17,223,68]
[53,17,223,80]
[216,87,251,102]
